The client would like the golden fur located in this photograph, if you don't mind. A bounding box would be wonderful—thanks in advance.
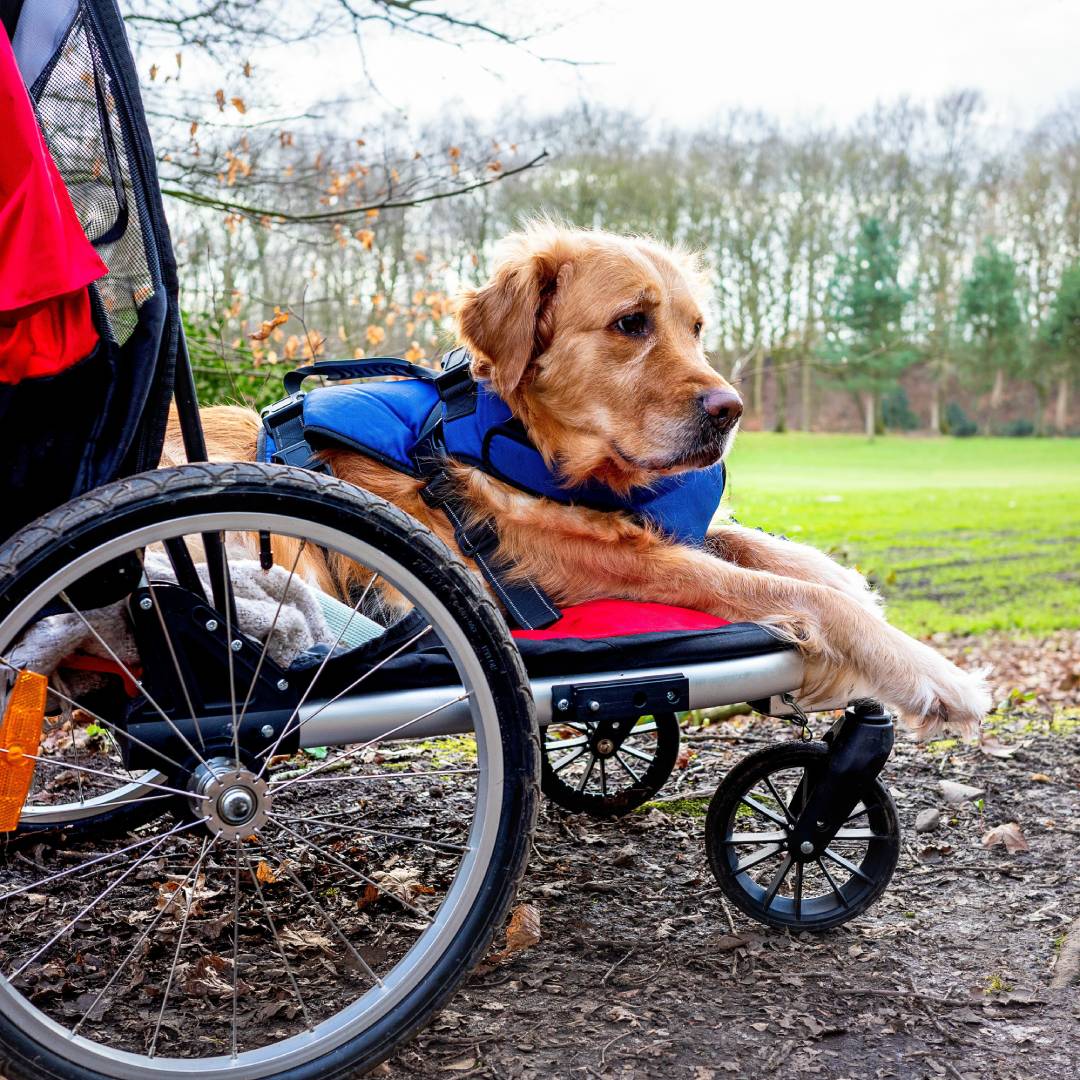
[168,222,990,738]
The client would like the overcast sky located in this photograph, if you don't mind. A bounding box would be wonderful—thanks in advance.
[266,0,1080,133]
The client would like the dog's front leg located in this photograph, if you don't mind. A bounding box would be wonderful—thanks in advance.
[706,520,883,620]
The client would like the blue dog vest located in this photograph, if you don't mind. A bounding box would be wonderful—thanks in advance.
[262,360,725,546]
[260,353,726,626]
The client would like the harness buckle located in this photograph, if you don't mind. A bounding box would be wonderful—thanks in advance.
[260,393,328,473]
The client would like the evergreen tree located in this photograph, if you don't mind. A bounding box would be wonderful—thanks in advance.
[1040,261,1080,433]
[957,241,1024,432]
[820,218,915,437]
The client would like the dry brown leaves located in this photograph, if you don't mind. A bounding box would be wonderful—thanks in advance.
[982,821,1029,854]
[489,903,541,964]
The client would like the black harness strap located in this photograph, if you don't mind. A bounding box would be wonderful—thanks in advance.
[262,352,561,630]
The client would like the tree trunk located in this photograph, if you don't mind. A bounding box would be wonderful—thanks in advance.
[929,385,941,434]
[752,345,765,424]
[1055,376,1070,433]
[800,357,812,431]
[774,356,787,432]
[861,391,876,439]
[986,368,1005,434]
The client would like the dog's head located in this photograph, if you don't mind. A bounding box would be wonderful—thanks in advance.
[456,222,742,492]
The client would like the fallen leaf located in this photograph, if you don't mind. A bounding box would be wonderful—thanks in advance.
[982,822,1029,854]
[491,903,540,963]
[255,859,278,885]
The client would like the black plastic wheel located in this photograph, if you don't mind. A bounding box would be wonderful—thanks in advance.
[541,712,680,816]
[705,740,900,931]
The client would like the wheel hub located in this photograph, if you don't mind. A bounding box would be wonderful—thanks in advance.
[189,756,271,839]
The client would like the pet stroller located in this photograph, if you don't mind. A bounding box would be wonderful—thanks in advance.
[0,3,902,1076]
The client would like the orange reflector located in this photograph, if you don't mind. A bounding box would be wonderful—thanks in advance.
[0,671,47,832]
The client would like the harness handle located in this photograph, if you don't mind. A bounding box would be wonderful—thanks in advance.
[283,357,436,396]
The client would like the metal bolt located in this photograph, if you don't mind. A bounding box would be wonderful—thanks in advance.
[277,678,289,692]
[219,786,257,826]
[260,724,275,739]
[556,698,570,712]
[666,690,678,703]
[587,700,600,713]
[205,618,219,632]
[596,738,615,756]
[138,597,153,611]
[230,639,243,652]
[800,841,815,855]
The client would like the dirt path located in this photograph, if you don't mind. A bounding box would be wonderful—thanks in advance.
[385,633,1080,1080]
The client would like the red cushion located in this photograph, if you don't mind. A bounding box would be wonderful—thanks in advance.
[511,599,728,641]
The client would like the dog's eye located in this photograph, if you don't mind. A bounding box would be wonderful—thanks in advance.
[693,320,703,338]
[612,312,650,337]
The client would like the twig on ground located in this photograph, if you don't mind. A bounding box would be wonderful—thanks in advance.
[1051,914,1080,989]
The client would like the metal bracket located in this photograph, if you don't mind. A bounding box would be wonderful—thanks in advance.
[550,673,688,723]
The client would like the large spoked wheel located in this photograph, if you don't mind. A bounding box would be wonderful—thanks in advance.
[705,741,900,931]
[540,712,681,816]
[0,463,538,1080]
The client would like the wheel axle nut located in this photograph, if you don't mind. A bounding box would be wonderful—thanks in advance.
[138,597,153,611]
[596,738,615,756]
[800,841,815,855]
[219,786,257,826]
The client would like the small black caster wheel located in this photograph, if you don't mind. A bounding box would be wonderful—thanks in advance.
[705,740,900,931]
[541,712,680,816]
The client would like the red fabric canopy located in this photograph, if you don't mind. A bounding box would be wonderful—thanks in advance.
[511,599,728,641]
[0,28,106,383]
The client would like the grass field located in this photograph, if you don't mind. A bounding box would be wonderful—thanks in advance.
[723,434,1080,637]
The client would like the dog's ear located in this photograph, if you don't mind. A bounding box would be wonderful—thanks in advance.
[456,236,569,400]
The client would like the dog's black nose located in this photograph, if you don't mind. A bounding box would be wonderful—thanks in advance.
[698,388,743,427]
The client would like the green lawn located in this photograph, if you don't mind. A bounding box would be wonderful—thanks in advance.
[723,434,1080,637]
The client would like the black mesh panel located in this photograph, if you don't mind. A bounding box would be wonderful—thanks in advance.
[31,3,153,347]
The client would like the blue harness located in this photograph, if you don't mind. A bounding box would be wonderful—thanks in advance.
[260,350,726,628]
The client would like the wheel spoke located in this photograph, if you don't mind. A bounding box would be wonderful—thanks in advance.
[245,851,314,1030]
[599,756,608,798]
[0,746,205,800]
[59,591,210,771]
[576,753,598,793]
[277,766,478,787]
[550,746,587,774]
[149,834,215,1057]
[0,664,188,777]
[219,544,241,770]
[761,854,793,909]
[739,794,788,828]
[613,752,642,784]
[735,843,784,873]
[793,860,803,920]
[271,812,469,854]
[620,744,656,766]
[816,856,850,909]
[270,818,432,922]
[259,834,383,986]
[139,560,205,751]
[725,831,787,845]
[269,691,469,794]
[10,823,195,980]
[259,623,433,773]
[544,735,588,752]
[255,571,386,773]
[236,539,307,731]
[763,776,796,827]
[831,827,881,841]
[71,836,215,1034]
[230,838,241,1060]
[0,817,206,903]
[822,846,874,883]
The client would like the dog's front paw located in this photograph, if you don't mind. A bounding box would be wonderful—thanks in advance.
[901,657,991,741]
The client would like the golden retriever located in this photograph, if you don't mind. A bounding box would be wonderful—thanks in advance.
[168,222,989,738]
